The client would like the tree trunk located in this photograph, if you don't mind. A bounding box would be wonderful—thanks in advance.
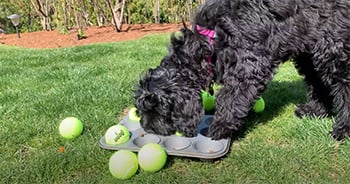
[105,0,117,31]
[62,0,68,28]
[106,0,125,32]
[45,0,52,30]
[170,0,174,22]
[154,0,160,23]
[92,0,103,26]
[31,0,52,30]
[187,0,193,21]
[114,0,126,31]
[73,0,80,28]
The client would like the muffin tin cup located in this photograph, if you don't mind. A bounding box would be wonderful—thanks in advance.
[162,137,192,151]
[99,115,232,159]
[133,134,161,147]
[122,121,141,131]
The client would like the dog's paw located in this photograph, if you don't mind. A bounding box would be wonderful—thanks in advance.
[295,104,308,118]
[295,104,328,118]
[177,127,197,138]
[331,128,350,141]
[183,131,196,138]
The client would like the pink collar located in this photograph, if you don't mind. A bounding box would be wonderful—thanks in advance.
[196,25,215,73]
[196,25,215,45]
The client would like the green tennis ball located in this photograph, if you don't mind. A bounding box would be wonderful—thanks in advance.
[201,90,215,111]
[105,124,130,145]
[212,83,223,95]
[128,107,141,122]
[59,117,83,139]
[109,150,138,180]
[175,131,183,137]
[253,97,265,113]
[138,143,167,172]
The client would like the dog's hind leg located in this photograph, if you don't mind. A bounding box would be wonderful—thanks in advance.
[309,40,350,140]
[293,53,333,118]
[331,81,350,140]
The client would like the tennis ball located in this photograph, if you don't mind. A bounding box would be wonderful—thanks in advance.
[201,90,215,111]
[175,131,183,137]
[128,107,141,122]
[59,117,83,139]
[138,143,167,172]
[253,97,265,113]
[212,83,223,95]
[109,150,138,180]
[105,124,130,145]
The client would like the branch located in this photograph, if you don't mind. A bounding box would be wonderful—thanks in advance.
[30,0,48,17]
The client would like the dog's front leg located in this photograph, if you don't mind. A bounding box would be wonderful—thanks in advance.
[171,92,205,137]
[208,50,278,140]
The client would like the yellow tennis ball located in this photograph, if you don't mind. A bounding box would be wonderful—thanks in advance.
[212,83,223,95]
[109,150,138,180]
[128,107,141,122]
[253,97,265,113]
[138,143,167,172]
[59,117,83,139]
[105,124,130,145]
[175,131,184,137]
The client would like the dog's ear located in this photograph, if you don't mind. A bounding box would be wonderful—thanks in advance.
[180,15,192,35]
[134,67,172,112]
[180,25,194,38]
[135,93,159,112]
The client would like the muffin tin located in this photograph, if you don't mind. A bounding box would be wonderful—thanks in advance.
[99,115,232,159]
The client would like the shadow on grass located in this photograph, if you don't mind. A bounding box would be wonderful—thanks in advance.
[246,79,306,134]
[243,79,307,133]
[203,79,308,159]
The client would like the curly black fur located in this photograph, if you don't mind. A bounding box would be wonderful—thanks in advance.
[135,0,350,140]
[134,26,214,137]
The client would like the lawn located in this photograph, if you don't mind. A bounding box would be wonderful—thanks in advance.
[1,34,350,183]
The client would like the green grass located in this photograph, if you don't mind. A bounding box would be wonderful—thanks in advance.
[1,34,350,183]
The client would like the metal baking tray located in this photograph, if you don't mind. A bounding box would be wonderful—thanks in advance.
[99,115,231,159]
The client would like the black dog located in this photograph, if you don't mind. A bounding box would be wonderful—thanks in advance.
[134,27,214,137]
[135,0,350,140]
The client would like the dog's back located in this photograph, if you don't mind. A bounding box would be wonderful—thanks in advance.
[195,0,350,61]
[190,0,350,140]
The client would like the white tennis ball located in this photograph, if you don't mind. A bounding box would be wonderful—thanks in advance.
[105,124,130,145]
[109,150,138,180]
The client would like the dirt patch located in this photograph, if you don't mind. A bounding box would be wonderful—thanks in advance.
[0,23,183,49]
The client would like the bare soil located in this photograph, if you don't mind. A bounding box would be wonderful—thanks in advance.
[0,23,183,49]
